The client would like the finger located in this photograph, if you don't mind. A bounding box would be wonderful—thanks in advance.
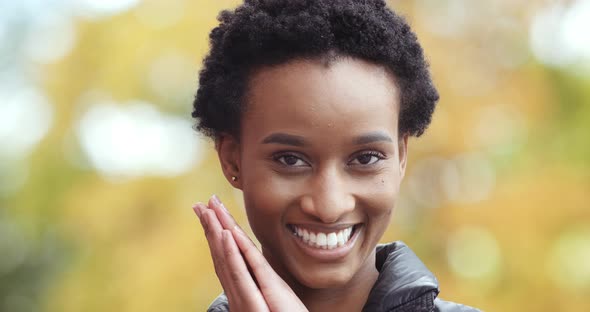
[193,203,222,237]
[196,205,234,289]
[208,195,261,273]
[205,197,261,283]
[231,226,291,293]
[193,204,236,296]
[198,201,305,311]
[232,228,308,311]
[192,203,206,226]
[209,196,264,283]
[196,203,266,309]
[199,208,224,258]
[208,195,242,231]
[221,229,269,311]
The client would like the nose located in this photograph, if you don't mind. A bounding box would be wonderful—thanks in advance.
[300,167,355,223]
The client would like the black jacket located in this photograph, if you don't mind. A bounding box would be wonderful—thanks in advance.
[207,241,480,312]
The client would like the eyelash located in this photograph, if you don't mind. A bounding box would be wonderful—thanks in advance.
[349,151,386,166]
[273,151,387,168]
[273,152,309,167]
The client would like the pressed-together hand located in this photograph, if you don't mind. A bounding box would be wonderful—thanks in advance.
[193,196,308,312]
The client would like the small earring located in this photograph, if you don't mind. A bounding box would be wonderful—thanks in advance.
[231,176,238,182]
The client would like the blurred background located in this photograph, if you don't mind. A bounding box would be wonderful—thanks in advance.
[0,0,589,311]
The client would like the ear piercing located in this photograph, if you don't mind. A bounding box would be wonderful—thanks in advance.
[231,176,238,182]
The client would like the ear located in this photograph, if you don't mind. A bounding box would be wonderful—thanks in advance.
[216,133,242,189]
[398,134,409,179]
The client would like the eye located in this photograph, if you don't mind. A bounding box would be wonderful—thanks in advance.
[275,154,308,167]
[349,151,385,166]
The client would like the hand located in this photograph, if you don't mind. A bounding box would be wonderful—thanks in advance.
[193,195,308,312]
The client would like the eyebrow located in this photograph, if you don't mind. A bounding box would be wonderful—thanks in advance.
[352,131,394,145]
[261,133,307,147]
[261,131,393,146]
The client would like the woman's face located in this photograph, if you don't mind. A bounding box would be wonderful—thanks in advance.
[224,57,407,289]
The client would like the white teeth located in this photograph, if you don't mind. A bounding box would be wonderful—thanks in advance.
[337,231,344,247]
[292,225,355,249]
[317,233,327,249]
[327,233,337,249]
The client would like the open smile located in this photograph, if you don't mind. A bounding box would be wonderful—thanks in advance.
[286,224,363,261]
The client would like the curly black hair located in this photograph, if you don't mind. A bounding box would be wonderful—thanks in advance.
[192,0,439,140]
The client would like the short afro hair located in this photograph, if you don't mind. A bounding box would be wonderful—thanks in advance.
[192,0,439,140]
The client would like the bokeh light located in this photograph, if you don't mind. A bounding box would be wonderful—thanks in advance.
[548,226,590,291]
[72,0,141,19]
[0,86,53,158]
[446,226,501,280]
[146,52,197,106]
[530,0,590,68]
[134,0,187,29]
[76,101,202,178]
[441,153,495,204]
[22,11,77,64]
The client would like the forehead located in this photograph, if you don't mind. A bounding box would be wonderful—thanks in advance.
[242,58,400,142]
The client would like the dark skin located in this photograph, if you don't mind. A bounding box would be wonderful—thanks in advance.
[194,57,408,311]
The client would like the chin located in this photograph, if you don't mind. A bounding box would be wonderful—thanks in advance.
[292,265,356,289]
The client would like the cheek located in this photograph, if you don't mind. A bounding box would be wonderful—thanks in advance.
[355,172,401,245]
[241,173,301,243]
[356,172,401,216]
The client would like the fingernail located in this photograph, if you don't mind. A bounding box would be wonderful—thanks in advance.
[211,194,229,213]
[192,203,202,218]
[211,194,221,206]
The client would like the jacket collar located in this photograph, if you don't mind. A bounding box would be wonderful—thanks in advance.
[362,241,440,312]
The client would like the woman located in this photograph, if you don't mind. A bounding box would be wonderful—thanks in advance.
[191,0,479,311]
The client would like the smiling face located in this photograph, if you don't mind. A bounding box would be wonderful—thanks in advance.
[218,57,408,290]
